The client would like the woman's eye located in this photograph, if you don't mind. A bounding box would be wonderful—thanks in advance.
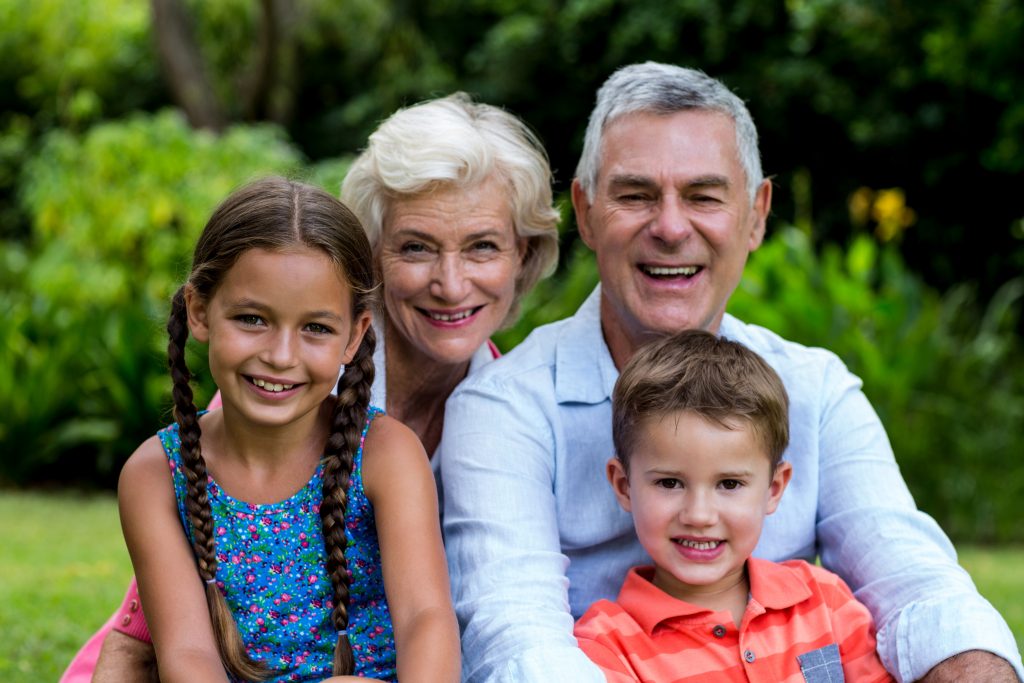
[472,240,499,251]
[400,241,429,255]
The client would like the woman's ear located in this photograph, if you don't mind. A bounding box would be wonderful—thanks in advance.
[184,285,210,343]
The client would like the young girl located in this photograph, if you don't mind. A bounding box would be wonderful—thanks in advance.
[118,177,459,683]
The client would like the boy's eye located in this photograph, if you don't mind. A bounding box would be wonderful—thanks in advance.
[655,478,682,489]
[719,479,742,490]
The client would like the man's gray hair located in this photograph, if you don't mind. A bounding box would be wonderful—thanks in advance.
[575,62,763,204]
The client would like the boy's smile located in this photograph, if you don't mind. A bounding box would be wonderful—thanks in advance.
[608,410,791,618]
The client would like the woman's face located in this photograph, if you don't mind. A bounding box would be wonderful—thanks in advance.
[378,175,525,368]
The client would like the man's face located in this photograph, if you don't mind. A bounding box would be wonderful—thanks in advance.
[573,109,771,366]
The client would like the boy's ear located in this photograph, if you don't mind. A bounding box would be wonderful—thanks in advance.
[765,460,793,515]
[184,285,210,343]
[606,457,633,513]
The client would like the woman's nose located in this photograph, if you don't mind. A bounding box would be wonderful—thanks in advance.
[430,252,471,302]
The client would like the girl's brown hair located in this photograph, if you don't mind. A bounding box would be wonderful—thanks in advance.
[166,176,377,679]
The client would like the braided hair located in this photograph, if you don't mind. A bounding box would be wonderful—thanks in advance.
[166,177,377,679]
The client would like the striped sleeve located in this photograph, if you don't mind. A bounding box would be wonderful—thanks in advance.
[574,602,643,682]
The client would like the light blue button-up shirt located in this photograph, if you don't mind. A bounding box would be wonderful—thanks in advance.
[440,286,1022,683]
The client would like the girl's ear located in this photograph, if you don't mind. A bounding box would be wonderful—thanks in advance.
[342,309,373,365]
[184,285,210,343]
[765,460,793,515]
[606,457,633,513]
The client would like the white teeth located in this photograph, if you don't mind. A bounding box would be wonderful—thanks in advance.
[676,539,720,550]
[252,378,294,392]
[645,265,699,276]
[429,309,474,322]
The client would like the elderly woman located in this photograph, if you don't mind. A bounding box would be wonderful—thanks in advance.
[62,92,560,683]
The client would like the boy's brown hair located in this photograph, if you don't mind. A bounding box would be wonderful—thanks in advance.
[612,329,789,473]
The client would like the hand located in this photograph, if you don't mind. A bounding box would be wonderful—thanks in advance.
[918,650,1019,682]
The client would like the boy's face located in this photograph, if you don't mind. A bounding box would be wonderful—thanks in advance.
[607,410,791,605]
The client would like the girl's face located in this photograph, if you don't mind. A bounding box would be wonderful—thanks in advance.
[186,247,371,429]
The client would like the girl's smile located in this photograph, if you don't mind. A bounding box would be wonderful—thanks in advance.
[186,247,370,431]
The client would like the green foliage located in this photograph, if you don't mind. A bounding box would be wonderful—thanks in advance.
[730,227,1024,542]
[0,111,310,485]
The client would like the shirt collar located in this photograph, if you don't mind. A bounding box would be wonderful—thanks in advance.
[618,559,813,635]
[554,284,619,405]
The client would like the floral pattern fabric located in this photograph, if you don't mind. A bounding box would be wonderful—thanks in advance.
[160,406,395,682]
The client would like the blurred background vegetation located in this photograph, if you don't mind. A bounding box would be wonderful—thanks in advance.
[1,0,1022,547]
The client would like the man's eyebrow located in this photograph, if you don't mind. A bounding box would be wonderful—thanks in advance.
[607,174,658,190]
[687,174,730,190]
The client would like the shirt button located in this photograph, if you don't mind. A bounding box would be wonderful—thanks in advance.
[712,624,726,638]
[744,649,756,663]
[121,615,132,627]
[129,599,139,612]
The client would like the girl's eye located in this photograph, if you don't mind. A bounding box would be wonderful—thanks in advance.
[236,314,264,326]
[305,322,334,335]
[720,479,742,490]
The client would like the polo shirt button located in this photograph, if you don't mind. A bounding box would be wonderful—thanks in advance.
[129,599,139,612]
[712,625,726,638]
[121,615,132,627]
[744,649,756,663]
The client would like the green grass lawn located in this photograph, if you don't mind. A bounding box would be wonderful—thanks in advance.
[1,490,1021,682]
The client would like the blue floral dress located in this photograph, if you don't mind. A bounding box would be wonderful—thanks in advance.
[160,407,396,682]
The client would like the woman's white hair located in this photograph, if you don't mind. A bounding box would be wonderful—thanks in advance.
[341,93,560,324]
[575,62,764,204]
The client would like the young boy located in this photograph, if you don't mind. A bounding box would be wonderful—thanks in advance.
[574,330,894,682]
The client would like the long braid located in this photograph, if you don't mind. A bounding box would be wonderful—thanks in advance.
[167,287,270,681]
[320,325,377,675]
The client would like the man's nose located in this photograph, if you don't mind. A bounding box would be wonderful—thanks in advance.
[648,195,693,245]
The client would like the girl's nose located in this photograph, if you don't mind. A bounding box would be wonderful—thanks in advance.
[261,329,299,368]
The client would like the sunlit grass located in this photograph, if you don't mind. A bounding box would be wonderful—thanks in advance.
[1,490,1020,682]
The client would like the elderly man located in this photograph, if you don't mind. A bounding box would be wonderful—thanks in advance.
[440,62,1022,683]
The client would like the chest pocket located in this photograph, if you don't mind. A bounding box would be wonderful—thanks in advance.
[797,642,844,682]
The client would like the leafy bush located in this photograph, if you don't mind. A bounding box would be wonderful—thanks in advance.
[0,110,340,485]
[730,227,1024,543]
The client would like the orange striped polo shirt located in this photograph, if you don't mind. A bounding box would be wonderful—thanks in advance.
[574,559,893,683]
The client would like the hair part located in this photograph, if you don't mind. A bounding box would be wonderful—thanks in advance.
[612,330,789,474]
[341,92,560,325]
[576,61,763,205]
[167,176,378,678]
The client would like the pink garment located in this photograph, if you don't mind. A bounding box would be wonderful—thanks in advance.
[59,578,150,683]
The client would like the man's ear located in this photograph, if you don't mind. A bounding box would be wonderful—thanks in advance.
[571,178,595,249]
[342,309,373,365]
[606,457,633,513]
[184,285,210,343]
[765,460,792,515]
[747,178,772,252]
